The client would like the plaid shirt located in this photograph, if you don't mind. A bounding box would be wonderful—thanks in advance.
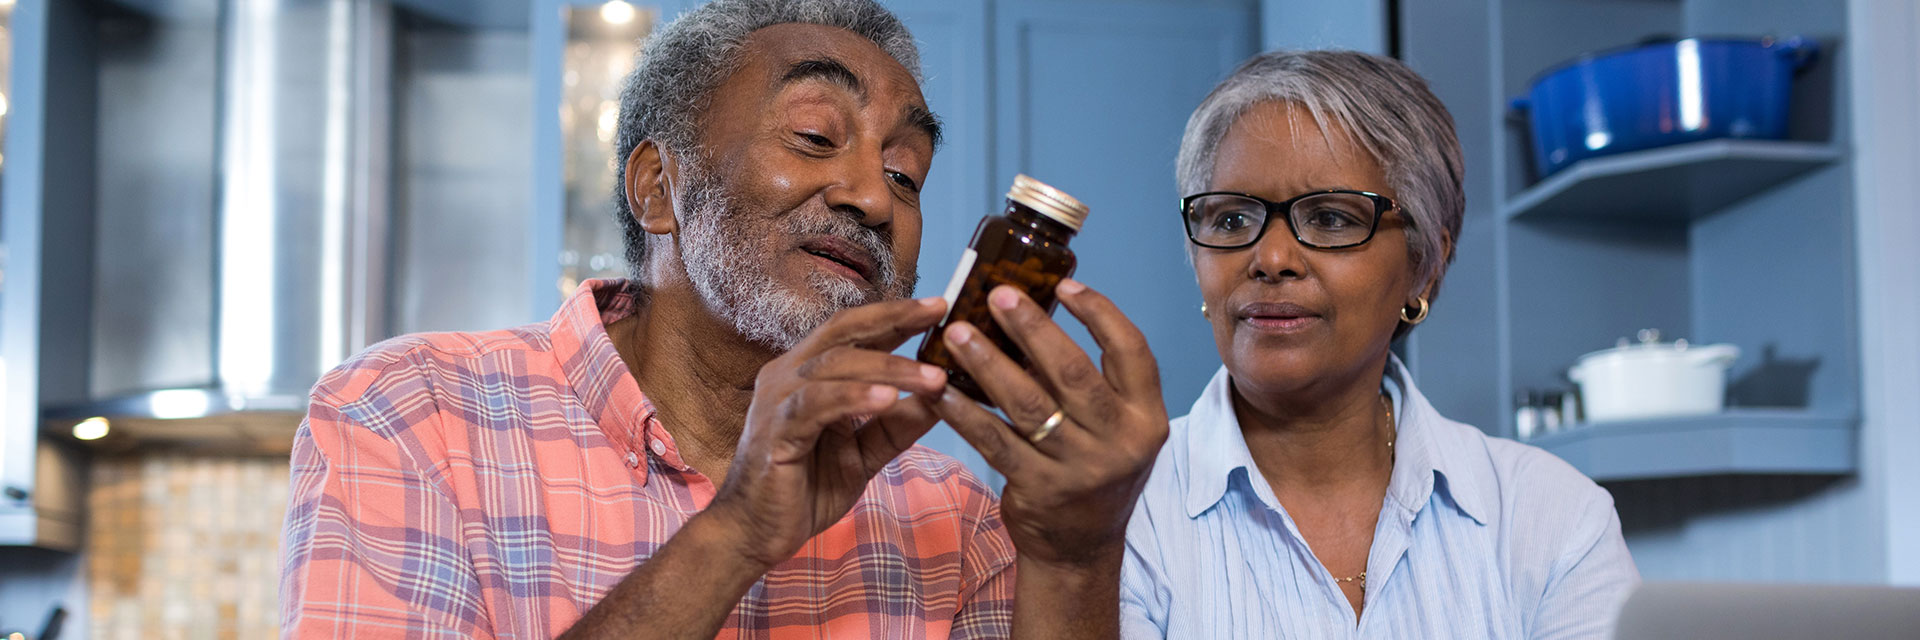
[281,279,1017,639]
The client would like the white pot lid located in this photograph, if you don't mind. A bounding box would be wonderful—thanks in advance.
[1572,329,1740,371]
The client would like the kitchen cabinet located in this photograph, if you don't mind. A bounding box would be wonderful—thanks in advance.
[3,0,553,545]
[2,0,96,551]
[1399,0,1877,581]
[1401,0,1859,483]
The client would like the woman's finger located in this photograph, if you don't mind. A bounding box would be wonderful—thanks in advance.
[941,321,1075,445]
[932,386,1054,477]
[981,285,1122,428]
[1053,279,1163,402]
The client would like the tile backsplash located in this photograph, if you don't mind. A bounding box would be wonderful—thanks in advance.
[86,454,290,639]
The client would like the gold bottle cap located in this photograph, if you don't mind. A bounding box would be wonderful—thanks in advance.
[1007,174,1089,232]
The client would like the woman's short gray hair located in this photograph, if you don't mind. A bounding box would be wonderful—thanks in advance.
[612,0,922,279]
[1176,50,1465,304]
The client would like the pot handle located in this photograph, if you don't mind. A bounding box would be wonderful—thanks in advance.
[1687,345,1743,368]
[1776,36,1820,73]
[1507,96,1530,122]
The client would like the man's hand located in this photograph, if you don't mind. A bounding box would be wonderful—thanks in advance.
[562,296,950,640]
[705,295,954,569]
[932,279,1169,638]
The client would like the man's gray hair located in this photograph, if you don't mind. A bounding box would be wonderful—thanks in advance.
[1176,50,1465,306]
[612,0,923,279]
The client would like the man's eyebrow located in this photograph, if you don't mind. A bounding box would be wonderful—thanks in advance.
[903,103,943,149]
[780,57,865,101]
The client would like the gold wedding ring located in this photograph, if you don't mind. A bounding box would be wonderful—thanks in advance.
[1030,409,1067,444]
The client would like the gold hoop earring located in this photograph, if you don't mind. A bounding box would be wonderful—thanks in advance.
[1400,297,1430,325]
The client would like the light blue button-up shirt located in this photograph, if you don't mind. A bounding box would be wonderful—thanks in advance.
[1120,360,1639,639]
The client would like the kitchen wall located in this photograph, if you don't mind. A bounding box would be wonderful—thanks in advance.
[390,24,535,335]
[1614,0,1875,582]
[1259,0,1387,55]
[85,454,289,638]
[1847,0,1920,585]
[1390,0,1920,585]
[0,548,85,638]
[3,1,1917,637]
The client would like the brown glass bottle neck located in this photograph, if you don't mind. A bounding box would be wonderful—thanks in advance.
[1004,201,1079,243]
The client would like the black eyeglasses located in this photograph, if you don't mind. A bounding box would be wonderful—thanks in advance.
[1180,190,1396,250]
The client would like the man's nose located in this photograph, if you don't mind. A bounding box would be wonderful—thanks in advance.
[822,148,893,227]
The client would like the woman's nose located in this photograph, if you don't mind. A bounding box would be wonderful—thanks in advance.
[1246,220,1308,282]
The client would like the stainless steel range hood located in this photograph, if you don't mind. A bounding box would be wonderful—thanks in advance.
[43,0,394,439]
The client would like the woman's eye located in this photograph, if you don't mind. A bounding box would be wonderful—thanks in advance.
[887,170,920,192]
[1305,209,1357,228]
[1213,213,1252,231]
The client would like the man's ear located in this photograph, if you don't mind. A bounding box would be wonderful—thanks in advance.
[625,138,678,236]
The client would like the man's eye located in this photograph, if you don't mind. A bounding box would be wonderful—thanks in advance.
[797,132,834,148]
[887,171,920,192]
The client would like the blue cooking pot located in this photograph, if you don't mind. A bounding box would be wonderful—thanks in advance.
[1512,36,1818,178]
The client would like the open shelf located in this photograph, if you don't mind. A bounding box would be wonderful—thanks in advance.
[1503,140,1842,223]
[1524,410,1856,482]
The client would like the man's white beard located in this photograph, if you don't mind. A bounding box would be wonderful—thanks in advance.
[675,165,912,351]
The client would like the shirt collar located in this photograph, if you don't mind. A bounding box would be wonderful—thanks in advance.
[1180,365,1261,518]
[1180,356,1492,526]
[1381,357,1491,525]
[549,278,663,482]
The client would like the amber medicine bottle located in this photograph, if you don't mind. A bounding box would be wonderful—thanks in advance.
[918,174,1089,405]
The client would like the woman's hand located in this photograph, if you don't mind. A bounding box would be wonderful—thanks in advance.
[933,279,1169,569]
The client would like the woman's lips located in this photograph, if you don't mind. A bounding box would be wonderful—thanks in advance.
[1236,302,1322,332]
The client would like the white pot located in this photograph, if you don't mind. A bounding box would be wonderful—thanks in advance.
[1567,330,1740,423]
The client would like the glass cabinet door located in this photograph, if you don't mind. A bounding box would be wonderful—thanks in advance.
[557,2,656,295]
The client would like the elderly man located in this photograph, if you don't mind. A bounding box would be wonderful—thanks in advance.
[279,0,1168,637]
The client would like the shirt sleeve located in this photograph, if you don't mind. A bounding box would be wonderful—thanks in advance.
[950,485,1017,640]
[279,395,493,639]
[1120,499,1171,640]
[1529,489,1641,640]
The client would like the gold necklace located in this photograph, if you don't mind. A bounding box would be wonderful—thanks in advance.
[1333,395,1397,591]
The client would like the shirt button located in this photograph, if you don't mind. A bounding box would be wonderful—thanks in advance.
[650,439,667,456]
[624,451,640,468]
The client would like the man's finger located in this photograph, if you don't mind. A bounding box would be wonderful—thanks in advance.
[797,346,947,396]
[1053,279,1162,401]
[765,381,903,463]
[797,296,947,357]
[853,392,942,472]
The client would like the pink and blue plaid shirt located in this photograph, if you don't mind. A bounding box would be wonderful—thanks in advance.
[280,279,1017,639]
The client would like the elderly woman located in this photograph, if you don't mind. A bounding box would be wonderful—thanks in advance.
[1119,50,1640,638]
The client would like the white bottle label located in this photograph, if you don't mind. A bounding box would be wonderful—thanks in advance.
[938,249,979,321]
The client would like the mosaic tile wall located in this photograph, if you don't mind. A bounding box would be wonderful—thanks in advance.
[86,454,290,639]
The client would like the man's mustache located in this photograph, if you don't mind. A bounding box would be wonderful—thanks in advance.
[786,211,906,292]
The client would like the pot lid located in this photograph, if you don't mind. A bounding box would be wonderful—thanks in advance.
[1523,35,1807,90]
[1579,329,1687,360]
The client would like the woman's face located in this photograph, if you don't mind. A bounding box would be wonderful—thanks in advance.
[1193,101,1419,398]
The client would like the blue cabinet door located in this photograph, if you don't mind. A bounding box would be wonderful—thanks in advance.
[882,0,1000,485]
[994,1,1257,413]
